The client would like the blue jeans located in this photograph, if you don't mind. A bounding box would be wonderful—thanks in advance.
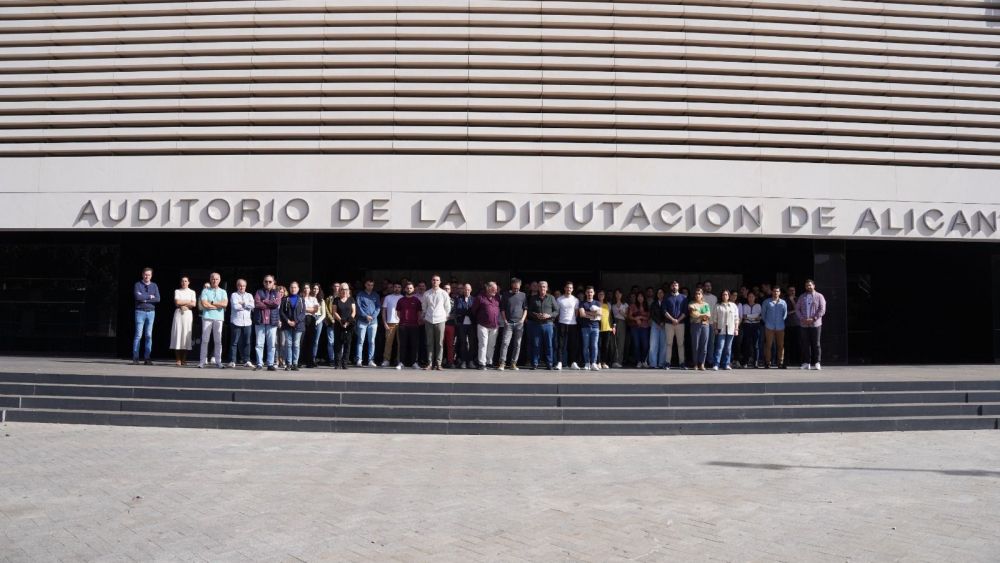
[580,325,599,365]
[529,321,554,367]
[648,323,666,367]
[282,328,303,366]
[714,333,735,369]
[229,324,252,364]
[355,320,378,363]
[325,324,336,363]
[311,322,325,361]
[254,325,277,367]
[630,326,650,365]
[132,310,155,360]
[691,323,711,365]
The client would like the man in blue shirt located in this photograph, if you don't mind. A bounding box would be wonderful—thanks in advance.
[761,286,789,369]
[663,281,688,370]
[132,267,161,365]
[354,279,382,367]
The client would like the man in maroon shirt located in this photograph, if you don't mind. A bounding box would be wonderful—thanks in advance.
[394,281,423,369]
[470,281,501,370]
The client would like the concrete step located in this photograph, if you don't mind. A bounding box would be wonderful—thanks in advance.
[7,395,1000,422]
[3,371,1000,395]
[4,408,998,435]
[0,382,989,408]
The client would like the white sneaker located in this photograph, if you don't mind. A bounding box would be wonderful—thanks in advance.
[381,361,389,368]
[498,364,505,371]
[813,363,822,371]
[800,363,810,370]
[244,361,253,368]
[555,362,562,370]
[663,365,671,370]
[367,361,377,368]
[712,366,719,371]
[570,362,580,370]
[411,363,420,369]
[197,363,205,369]
[725,366,733,370]
[592,363,601,371]
[355,360,362,367]
[395,364,402,370]
[583,364,591,371]
[227,362,236,368]
[208,358,215,365]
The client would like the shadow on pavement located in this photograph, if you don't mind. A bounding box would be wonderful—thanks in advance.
[706,461,1000,478]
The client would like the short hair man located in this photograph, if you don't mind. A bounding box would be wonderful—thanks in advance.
[132,267,161,365]
[199,272,228,369]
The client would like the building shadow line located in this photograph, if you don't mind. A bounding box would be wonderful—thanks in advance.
[706,461,1000,478]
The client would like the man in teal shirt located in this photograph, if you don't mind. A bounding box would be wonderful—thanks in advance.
[199,272,229,369]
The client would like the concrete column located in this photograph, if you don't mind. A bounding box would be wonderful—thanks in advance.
[812,240,848,365]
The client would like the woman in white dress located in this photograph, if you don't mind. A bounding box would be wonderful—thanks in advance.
[170,276,197,366]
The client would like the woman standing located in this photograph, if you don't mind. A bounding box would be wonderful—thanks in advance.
[169,276,197,366]
[597,290,613,370]
[711,290,740,371]
[309,283,326,366]
[299,284,318,368]
[276,285,288,368]
[332,283,357,369]
[628,293,650,368]
[610,289,628,368]
[688,288,712,370]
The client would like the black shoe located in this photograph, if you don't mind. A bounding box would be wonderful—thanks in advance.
[340,363,348,370]
[132,359,140,365]
[266,366,276,371]
[291,366,299,371]
[530,365,537,370]
[144,359,153,366]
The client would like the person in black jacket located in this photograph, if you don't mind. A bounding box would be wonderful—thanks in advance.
[279,281,307,371]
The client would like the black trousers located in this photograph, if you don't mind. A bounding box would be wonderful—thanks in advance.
[599,331,613,365]
[333,323,353,365]
[800,326,822,365]
[399,325,420,366]
[557,323,580,366]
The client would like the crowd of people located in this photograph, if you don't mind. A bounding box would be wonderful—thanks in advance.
[132,268,828,372]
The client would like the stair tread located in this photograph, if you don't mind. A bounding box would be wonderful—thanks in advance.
[6,407,997,424]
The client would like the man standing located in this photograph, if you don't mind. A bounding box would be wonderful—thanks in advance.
[199,273,228,369]
[796,279,827,370]
[471,281,501,370]
[252,275,281,371]
[228,279,255,368]
[443,283,457,368]
[555,282,580,370]
[394,282,422,369]
[132,267,161,365]
[663,280,687,370]
[526,281,558,370]
[453,283,475,369]
[648,288,667,369]
[421,274,452,371]
[380,282,402,367]
[354,279,382,367]
[762,286,788,369]
[498,278,527,371]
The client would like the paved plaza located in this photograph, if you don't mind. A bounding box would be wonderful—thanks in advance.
[1,423,998,562]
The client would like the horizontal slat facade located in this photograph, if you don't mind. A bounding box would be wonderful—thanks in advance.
[0,0,997,166]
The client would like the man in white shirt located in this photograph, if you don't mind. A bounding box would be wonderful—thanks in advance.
[228,279,255,368]
[421,274,452,370]
[380,283,402,367]
[556,282,581,370]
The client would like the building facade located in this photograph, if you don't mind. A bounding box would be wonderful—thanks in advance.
[1,1,999,363]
